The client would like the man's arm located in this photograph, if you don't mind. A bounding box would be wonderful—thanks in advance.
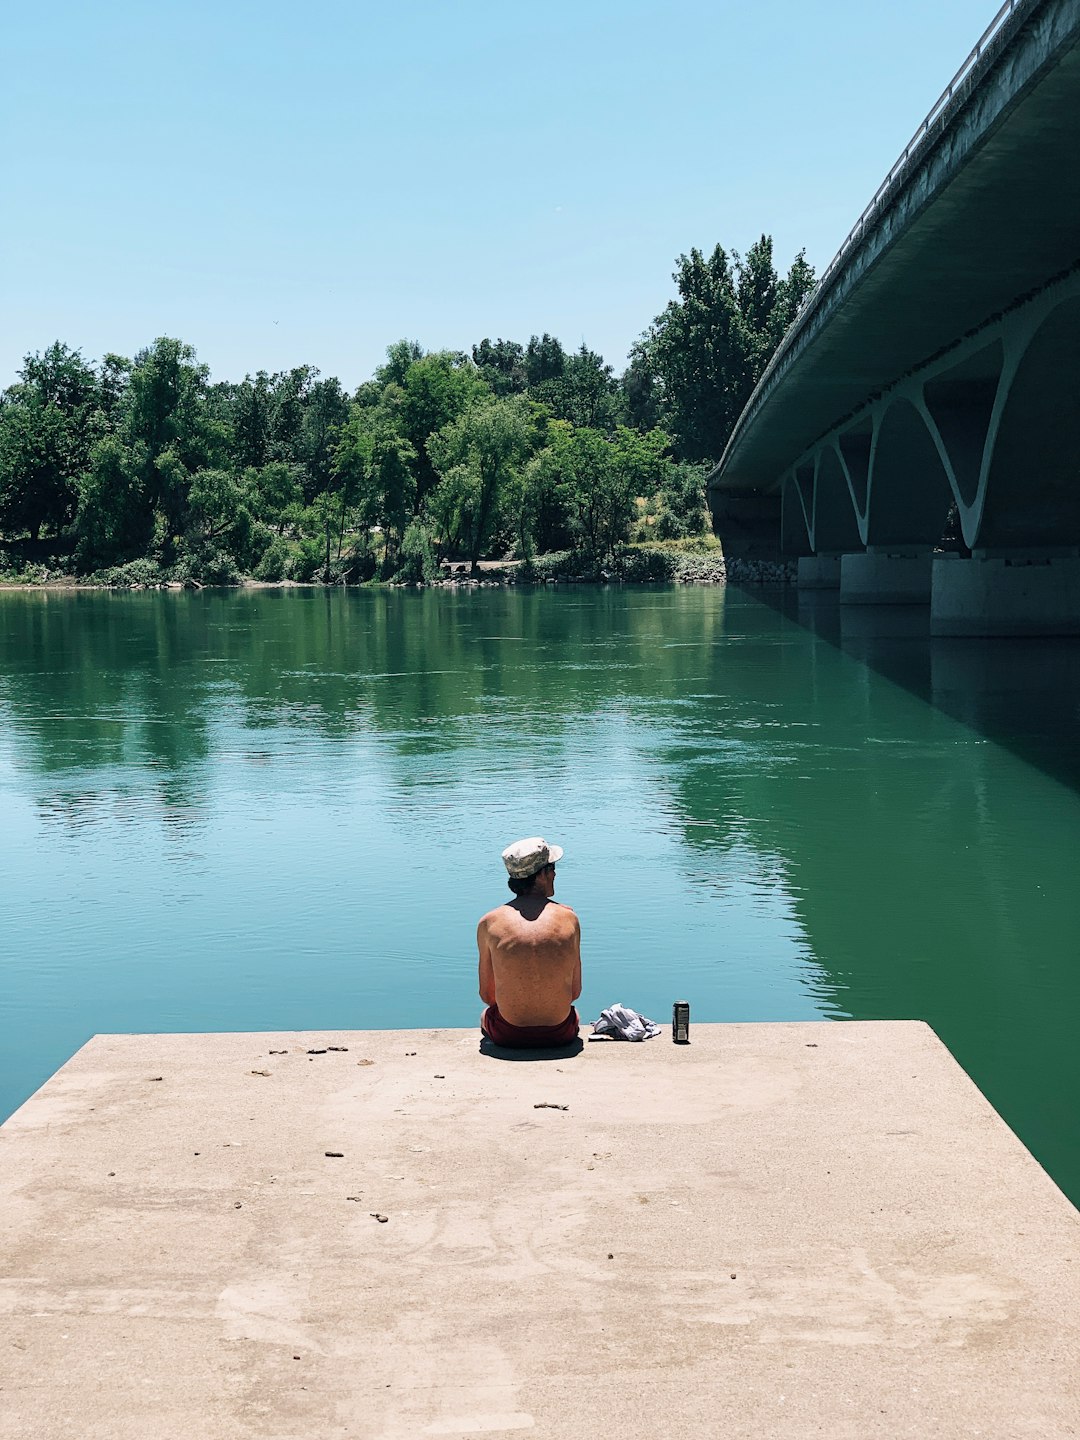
[477,917,497,1005]
[571,914,582,1002]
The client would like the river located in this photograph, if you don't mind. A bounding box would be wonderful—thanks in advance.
[1,585,1078,1203]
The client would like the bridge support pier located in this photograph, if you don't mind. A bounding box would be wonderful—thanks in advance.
[931,553,1080,635]
[797,555,843,589]
[840,551,932,604]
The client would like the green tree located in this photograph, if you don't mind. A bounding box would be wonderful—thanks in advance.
[655,461,710,538]
[770,249,816,348]
[524,333,566,388]
[736,235,816,389]
[471,338,527,397]
[642,239,816,464]
[532,344,619,431]
[98,354,132,420]
[265,366,313,464]
[428,396,533,568]
[398,518,438,582]
[400,352,486,511]
[0,343,103,541]
[297,375,349,497]
[425,463,475,559]
[230,371,275,468]
[244,461,304,532]
[548,423,636,563]
[333,406,417,571]
[643,244,749,464]
[120,337,227,542]
[611,425,672,497]
[73,436,148,566]
[375,340,425,389]
[619,344,663,432]
[186,468,246,546]
[514,443,574,559]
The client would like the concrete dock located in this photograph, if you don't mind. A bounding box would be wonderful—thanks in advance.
[2,1021,1079,1438]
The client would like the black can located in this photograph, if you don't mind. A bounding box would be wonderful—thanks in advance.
[672,1000,690,1044]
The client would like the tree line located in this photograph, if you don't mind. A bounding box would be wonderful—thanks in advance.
[0,236,813,584]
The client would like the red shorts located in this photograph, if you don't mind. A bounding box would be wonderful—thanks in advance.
[482,1003,580,1049]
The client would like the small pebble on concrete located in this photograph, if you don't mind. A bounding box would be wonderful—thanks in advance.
[325,1151,344,1158]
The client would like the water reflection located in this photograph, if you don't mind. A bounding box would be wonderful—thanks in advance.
[0,586,826,1134]
[1,586,1078,1206]
[788,587,1080,793]
[741,585,1080,1200]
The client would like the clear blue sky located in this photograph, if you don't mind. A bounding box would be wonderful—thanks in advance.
[3,0,1001,390]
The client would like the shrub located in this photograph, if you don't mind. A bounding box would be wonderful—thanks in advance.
[287,536,326,582]
[614,547,677,582]
[339,537,378,584]
[521,550,574,583]
[253,537,290,582]
[90,557,165,588]
[654,462,710,539]
[170,546,240,586]
[397,520,438,583]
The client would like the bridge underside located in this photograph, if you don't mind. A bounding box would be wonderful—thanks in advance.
[709,0,1080,634]
[741,271,1080,634]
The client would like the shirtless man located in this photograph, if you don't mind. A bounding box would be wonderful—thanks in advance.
[478,836,581,1048]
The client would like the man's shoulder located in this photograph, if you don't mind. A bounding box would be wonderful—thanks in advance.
[543,900,580,933]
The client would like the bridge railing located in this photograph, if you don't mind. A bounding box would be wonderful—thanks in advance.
[712,0,1029,483]
[816,0,1021,297]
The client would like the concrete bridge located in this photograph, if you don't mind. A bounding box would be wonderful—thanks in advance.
[707,0,1080,634]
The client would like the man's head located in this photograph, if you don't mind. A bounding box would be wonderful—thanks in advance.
[502,836,564,897]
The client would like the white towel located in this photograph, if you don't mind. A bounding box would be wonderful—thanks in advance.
[591,1003,662,1042]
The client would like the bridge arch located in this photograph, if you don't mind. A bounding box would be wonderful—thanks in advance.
[919,338,1004,519]
[781,469,813,555]
[976,290,1080,550]
[837,420,873,530]
[866,395,955,549]
[813,444,863,552]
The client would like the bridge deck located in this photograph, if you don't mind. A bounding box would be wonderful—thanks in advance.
[713,0,1080,491]
[3,1022,1079,1438]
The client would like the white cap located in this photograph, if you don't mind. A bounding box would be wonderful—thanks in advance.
[501,836,564,879]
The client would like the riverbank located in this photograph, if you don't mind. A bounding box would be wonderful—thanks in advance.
[4,1021,1079,1439]
[0,546,796,591]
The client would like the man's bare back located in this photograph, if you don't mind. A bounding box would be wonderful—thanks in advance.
[478,894,581,1027]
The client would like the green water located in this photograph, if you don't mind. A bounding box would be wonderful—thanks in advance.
[1,586,1078,1203]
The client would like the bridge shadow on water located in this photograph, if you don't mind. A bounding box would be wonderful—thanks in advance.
[727,583,1080,1206]
[748,585,1080,798]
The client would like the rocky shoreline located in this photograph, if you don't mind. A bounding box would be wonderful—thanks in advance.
[417,554,796,589]
[0,553,797,592]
